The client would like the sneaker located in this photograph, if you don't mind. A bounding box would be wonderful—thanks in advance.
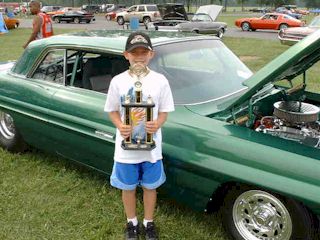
[125,221,139,240]
[143,222,158,240]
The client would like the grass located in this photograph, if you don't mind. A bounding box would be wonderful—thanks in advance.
[0,27,318,239]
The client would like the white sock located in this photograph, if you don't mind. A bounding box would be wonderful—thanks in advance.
[127,217,138,226]
[143,218,153,227]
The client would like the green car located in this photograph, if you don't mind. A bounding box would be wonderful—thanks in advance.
[1,30,320,240]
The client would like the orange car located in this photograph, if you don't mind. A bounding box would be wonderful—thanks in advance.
[235,13,303,31]
[4,15,19,29]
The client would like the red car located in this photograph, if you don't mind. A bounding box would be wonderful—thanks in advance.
[235,13,303,31]
[105,8,126,21]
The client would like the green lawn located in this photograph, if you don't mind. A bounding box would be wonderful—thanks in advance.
[0,28,317,239]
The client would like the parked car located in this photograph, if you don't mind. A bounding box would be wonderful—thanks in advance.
[279,16,320,45]
[46,7,74,18]
[147,4,227,38]
[105,8,126,21]
[80,5,101,14]
[52,11,95,24]
[235,13,303,31]
[3,14,19,29]
[116,4,161,25]
[41,6,62,14]
[1,30,320,240]
[275,7,303,19]
[248,7,271,13]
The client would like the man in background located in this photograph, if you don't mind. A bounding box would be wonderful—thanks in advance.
[23,0,53,49]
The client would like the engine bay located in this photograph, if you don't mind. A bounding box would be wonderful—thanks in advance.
[228,83,320,149]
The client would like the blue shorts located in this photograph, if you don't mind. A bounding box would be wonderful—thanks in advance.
[110,160,166,190]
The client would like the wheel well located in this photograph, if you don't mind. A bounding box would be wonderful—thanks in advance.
[205,182,236,213]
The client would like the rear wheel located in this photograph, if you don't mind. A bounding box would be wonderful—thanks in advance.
[117,16,124,25]
[241,22,251,31]
[221,185,318,240]
[106,15,111,21]
[74,17,80,24]
[279,23,289,30]
[143,16,151,26]
[54,17,60,23]
[86,20,91,23]
[0,111,27,153]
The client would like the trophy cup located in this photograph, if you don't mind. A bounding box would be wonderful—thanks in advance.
[121,63,155,150]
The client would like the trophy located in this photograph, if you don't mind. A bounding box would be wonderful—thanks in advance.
[121,63,155,150]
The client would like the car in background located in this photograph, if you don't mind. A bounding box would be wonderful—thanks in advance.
[147,4,227,38]
[279,16,320,45]
[248,7,271,13]
[46,7,75,18]
[275,7,303,19]
[41,5,62,14]
[52,11,95,24]
[80,5,101,14]
[115,4,161,25]
[1,29,320,240]
[235,13,303,31]
[105,7,126,21]
[3,14,19,29]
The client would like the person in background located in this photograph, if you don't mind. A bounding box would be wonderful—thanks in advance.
[23,0,53,49]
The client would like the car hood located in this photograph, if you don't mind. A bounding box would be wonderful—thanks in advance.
[157,4,188,20]
[226,29,320,111]
[195,5,223,21]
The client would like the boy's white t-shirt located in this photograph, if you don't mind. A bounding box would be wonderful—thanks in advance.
[104,69,175,164]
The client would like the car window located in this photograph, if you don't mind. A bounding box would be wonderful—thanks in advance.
[32,49,65,84]
[150,40,252,105]
[128,6,137,12]
[64,50,129,93]
[146,5,157,11]
[138,6,145,12]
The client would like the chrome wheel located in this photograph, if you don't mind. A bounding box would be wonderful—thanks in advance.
[217,29,224,38]
[232,190,292,240]
[241,22,250,31]
[74,17,80,24]
[0,111,15,140]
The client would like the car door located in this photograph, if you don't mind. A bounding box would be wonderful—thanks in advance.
[1,49,66,152]
[47,50,119,174]
[125,5,137,21]
[137,5,145,21]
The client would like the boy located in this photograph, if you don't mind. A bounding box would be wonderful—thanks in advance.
[104,32,174,240]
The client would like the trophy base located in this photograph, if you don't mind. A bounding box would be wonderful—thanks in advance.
[121,141,155,151]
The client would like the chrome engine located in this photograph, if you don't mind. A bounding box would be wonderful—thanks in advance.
[255,101,320,148]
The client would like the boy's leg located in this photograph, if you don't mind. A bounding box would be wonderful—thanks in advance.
[143,187,157,220]
[122,189,137,219]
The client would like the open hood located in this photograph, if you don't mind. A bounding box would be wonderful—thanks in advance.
[195,5,223,21]
[157,3,188,20]
[226,29,320,111]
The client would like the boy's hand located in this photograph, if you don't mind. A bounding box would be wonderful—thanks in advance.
[145,120,159,134]
[119,123,132,138]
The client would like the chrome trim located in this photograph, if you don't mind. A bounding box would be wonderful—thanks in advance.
[95,130,114,140]
[178,87,248,106]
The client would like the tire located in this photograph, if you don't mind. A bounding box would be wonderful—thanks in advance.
[217,28,224,38]
[117,16,124,25]
[241,22,251,31]
[0,111,27,153]
[54,17,60,23]
[74,17,80,24]
[86,20,91,24]
[106,15,111,21]
[143,16,151,26]
[221,185,318,240]
[279,23,289,30]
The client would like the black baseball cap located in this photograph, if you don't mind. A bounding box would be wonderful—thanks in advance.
[125,32,153,52]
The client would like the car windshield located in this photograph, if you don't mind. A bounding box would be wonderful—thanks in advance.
[150,39,252,105]
[310,17,320,27]
[192,14,212,22]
